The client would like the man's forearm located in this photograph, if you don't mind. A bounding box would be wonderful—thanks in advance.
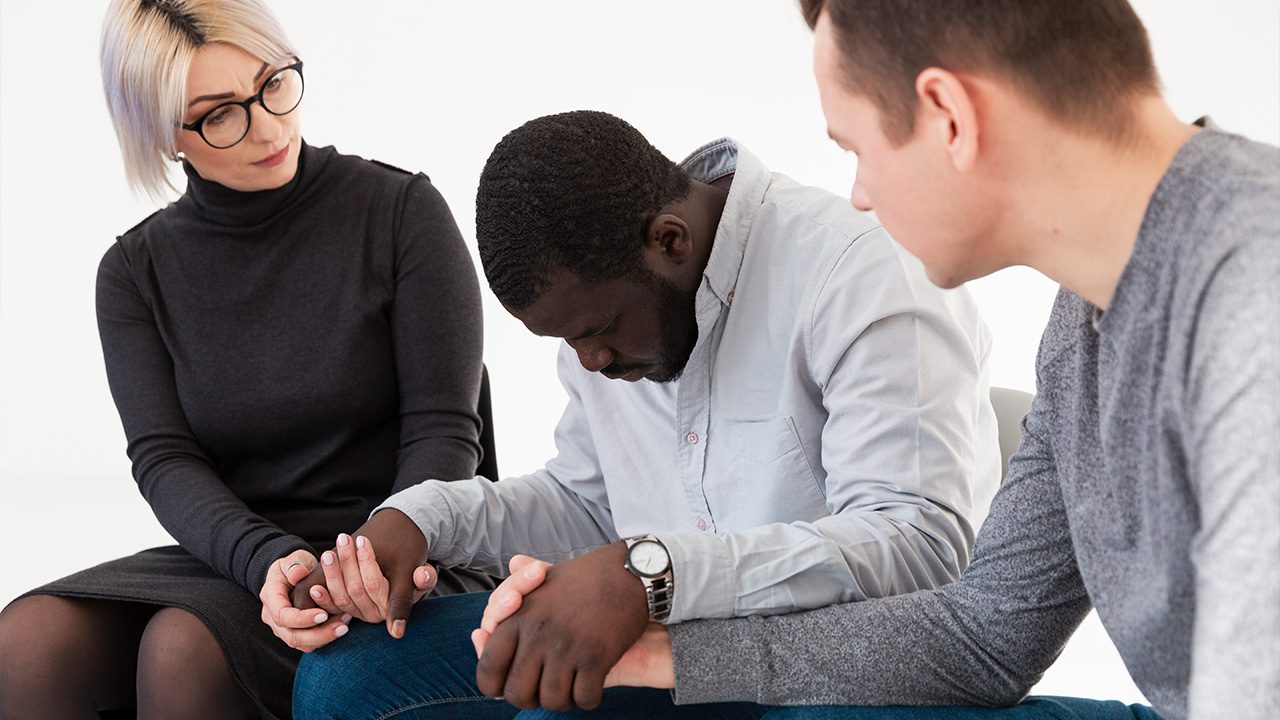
[376,471,618,575]
[668,576,1084,707]
[667,414,1093,707]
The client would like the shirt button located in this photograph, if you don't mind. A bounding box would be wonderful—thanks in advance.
[726,291,735,305]
[686,431,699,445]
[696,518,708,531]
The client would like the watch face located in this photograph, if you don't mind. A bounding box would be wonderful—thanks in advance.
[629,540,669,576]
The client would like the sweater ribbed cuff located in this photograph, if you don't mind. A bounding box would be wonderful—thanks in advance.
[246,534,314,595]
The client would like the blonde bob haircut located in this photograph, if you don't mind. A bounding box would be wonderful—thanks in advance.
[101,0,297,200]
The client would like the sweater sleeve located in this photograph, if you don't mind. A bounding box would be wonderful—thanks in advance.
[388,177,484,490]
[667,372,1092,707]
[96,243,311,594]
[1184,233,1280,719]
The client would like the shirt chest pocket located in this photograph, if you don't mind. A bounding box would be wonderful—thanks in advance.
[724,416,825,524]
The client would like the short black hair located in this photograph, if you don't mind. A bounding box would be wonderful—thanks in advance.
[476,110,691,310]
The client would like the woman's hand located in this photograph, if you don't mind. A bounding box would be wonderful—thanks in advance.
[259,549,351,652]
[289,561,337,615]
[300,532,436,628]
[294,510,437,638]
[299,533,390,624]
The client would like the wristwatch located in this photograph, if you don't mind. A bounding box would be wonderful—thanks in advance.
[622,534,674,622]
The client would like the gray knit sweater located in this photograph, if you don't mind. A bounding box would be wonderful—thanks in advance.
[668,127,1280,720]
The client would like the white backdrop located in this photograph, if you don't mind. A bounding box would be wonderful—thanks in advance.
[2,0,1277,706]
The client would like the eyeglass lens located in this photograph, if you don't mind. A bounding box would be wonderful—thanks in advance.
[200,66,304,149]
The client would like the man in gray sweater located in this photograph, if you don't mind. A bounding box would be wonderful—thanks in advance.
[473,1,1279,718]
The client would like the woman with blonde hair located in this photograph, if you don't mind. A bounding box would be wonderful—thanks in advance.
[0,1,493,717]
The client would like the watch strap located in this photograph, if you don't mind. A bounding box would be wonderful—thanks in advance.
[623,534,674,623]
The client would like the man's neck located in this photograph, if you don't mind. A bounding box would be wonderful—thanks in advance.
[1004,98,1199,310]
[678,180,730,292]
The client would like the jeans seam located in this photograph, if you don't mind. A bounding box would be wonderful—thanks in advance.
[374,695,504,720]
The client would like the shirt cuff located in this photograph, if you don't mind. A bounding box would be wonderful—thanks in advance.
[669,617,766,704]
[659,531,736,624]
[373,480,457,558]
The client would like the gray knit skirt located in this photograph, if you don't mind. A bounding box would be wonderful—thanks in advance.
[25,546,495,720]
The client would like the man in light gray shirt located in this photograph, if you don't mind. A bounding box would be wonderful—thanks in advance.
[475,2,1278,719]
[282,110,998,718]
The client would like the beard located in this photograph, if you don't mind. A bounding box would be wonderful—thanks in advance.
[647,275,699,383]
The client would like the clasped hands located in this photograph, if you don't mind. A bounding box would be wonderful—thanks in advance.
[258,508,436,652]
[471,550,677,711]
[257,511,674,711]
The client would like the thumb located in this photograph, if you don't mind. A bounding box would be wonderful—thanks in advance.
[413,564,438,593]
[471,627,490,659]
[283,552,318,586]
[507,554,538,575]
[385,573,417,640]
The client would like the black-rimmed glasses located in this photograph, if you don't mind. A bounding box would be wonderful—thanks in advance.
[181,60,305,149]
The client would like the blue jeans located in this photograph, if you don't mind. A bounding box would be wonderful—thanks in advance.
[758,699,1162,719]
[293,592,760,720]
[293,592,1158,720]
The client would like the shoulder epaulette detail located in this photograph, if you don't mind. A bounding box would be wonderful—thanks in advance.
[368,158,414,177]
[118,206,169,239]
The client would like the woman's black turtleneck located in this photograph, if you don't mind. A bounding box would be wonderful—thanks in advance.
[96,142,485,594]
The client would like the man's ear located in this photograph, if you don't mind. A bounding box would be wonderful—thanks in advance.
[643,213,694,276]
[915,67,980,172]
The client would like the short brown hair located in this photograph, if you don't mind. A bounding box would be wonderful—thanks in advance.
[801,0,1160,144]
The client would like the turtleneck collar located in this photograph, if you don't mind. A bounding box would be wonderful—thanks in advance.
[179,141,330,228]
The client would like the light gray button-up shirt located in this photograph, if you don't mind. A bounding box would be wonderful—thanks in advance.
[379,139,1000,623]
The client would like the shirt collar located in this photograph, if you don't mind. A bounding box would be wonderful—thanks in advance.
[677,138,772,308]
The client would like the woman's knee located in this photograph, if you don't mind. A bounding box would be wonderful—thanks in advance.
[137,607,226,672]
[135,607,250,717]
[0,595,149,716]
[0,596,75,690]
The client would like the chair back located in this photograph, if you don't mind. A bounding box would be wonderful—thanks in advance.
[990,387,1034,480]
[476,365,499,481]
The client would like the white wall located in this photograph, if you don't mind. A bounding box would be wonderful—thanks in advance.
[1,0,1276,706]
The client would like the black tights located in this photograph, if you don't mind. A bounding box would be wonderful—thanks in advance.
[0,595,258,719]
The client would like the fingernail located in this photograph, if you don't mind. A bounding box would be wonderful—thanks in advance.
[322,552,334,566]
[356,535,366,550]
[310,586,322,598]
[523,563,541,579]
[337,533,350,548]
[334,624,349,637]
[499,591,515,606]
[313,612,328,624]
[341,614,353,623]
[392,619,406,638]
[422,566,434,583]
